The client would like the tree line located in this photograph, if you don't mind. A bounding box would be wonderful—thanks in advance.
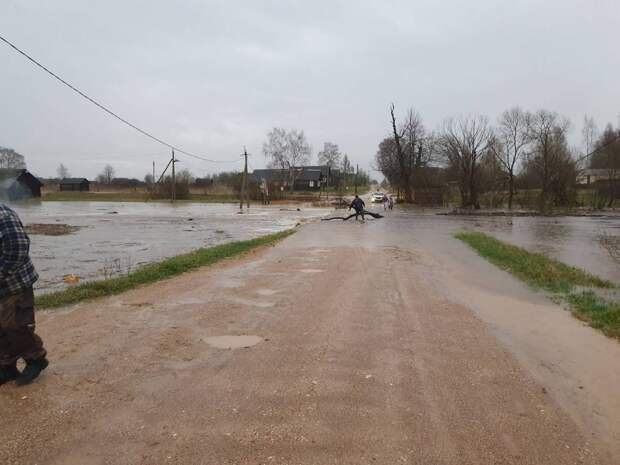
[377,105,620,209]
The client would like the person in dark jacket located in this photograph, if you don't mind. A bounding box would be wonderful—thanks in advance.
[0,203,48,386]
[349,195,366,221]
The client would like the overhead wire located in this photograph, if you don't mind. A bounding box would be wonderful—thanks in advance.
[0,34,240,165]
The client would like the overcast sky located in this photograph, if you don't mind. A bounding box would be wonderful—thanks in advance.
[2,0,619,180]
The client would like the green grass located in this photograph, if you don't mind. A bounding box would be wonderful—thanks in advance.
[455,230,620,340]
[454,231,613,292]
[37,229,295,309]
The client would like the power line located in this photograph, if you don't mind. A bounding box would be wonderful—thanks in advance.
[575,130,620,165]
[0,33,239,165]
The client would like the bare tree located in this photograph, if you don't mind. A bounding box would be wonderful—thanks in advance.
[263,128,311,190]
[437,115,493,208]
[527,110,571,208]
[57,163,70,180]
[582,115,598,160]
[389,104,412,202]
[590,124,620,207]
[97,164,116,184]
[0,147,26,169]
[493,107,532,209]
[317,142,342,168]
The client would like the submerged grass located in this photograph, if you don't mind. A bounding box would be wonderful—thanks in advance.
[37,229,295,309]
[455,230,620,340]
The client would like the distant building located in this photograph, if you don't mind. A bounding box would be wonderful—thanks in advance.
[577,169,616,185]
[0,169,43,200]
[59,178,90,192]
[250,165,337,192]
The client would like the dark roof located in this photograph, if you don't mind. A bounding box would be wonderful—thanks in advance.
[60,178,90,184]
[250,166,330,183]
[296,169,322,181]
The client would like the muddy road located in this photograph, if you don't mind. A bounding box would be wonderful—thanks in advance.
[2,213,619,464]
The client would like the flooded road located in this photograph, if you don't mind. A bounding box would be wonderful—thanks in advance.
[9,201,333,293]
[393,208,620,284]
[8,201,620,294]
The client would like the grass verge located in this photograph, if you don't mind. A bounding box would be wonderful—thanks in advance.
[455,230,620,339]
[37,229,296,309]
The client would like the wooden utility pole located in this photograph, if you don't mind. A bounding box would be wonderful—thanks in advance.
[171,149,176,203]
[240,147,249,211]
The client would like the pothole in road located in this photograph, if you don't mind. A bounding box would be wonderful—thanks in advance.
[204,335,263,349]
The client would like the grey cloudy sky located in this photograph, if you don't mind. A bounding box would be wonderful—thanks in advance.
[2,0,619,179]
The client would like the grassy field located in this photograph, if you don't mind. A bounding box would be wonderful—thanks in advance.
[455,230,620,339]
[37,229,295,309]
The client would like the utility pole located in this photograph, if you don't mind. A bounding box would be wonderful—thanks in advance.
[171,149,176,203]
[240,147,249,211]
[355,164,359,194]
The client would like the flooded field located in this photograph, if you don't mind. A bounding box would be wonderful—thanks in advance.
[10,201,333,294]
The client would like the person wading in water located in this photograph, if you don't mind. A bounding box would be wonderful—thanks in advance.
[0,203,48,386]
[349,194,366,221]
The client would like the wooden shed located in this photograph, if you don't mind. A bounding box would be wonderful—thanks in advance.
[59,178,90,192]
[0,169,43,200]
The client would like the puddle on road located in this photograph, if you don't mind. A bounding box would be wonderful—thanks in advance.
[204,335,263,349]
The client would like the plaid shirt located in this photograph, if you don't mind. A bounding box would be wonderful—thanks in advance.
[0,204,38,298]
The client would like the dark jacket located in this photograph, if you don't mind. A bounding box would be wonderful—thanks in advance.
[350,197,365,212]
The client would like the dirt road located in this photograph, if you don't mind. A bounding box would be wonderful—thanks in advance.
[1,216,618,464]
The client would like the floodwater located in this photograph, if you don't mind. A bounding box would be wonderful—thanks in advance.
[8,201,620,293]
[9,201,333,294]
[388,208,620,285]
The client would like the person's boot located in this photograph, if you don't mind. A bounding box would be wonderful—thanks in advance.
[0,363,20,386]
[16,357,48,386]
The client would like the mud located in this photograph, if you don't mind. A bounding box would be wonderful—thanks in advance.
[24,223,81,236]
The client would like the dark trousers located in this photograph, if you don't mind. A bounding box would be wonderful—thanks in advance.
[0,287,46,366]
[354,209,365,220]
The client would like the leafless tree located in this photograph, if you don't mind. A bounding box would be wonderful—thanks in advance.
[57,163,70,180]
[0,147,26,169]
[582,115,598,161]
[590,124,620,207]
[317,142,342,168]
[263,128,311,190]
[492,107,532,209]
[97,164,116,184]
[527,110,572,208]
[437,115,493,208]
[388,104,412,202]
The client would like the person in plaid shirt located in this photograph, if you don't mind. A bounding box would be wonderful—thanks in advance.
[0,203,48,386]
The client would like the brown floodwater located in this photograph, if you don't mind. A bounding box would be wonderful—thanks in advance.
[9,201,333,294]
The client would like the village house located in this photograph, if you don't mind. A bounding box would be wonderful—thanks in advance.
[59,178,90,192]
[577,168,617,186]
[0,168,43,200]
[250,165,339,192]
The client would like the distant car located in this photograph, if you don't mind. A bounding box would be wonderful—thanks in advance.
[371,192,385,203]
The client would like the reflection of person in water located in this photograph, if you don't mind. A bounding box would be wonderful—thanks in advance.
[349,195,365,221]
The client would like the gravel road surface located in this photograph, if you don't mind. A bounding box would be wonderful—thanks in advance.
[1,216,618,464]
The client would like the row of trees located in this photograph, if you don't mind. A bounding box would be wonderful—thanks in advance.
[262,127,370,190]
[377,105,620,209]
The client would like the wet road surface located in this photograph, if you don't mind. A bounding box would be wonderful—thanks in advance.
[1,212,619,464]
